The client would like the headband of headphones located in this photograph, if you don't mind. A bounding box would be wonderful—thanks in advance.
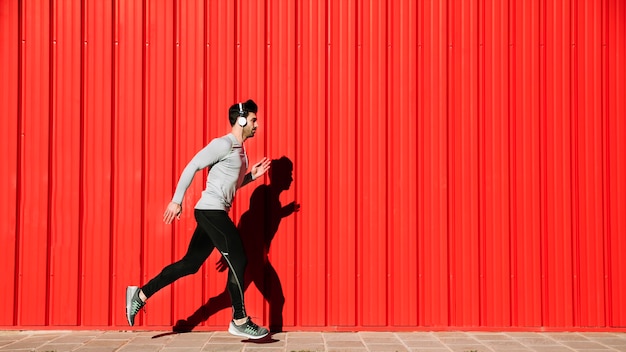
[237,102,247,127]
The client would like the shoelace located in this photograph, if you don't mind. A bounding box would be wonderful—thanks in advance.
[130,299,145,315]
[243,321,261,334]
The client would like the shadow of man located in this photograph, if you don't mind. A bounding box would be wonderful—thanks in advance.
[173,156,299,333]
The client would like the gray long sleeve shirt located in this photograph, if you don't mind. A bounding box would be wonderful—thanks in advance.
[172,133,249,212]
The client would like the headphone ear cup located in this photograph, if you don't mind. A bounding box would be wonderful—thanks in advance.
[237,102,247,127]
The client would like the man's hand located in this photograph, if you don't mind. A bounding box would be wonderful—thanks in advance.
[251,157,271,180]
[163,202,182,224]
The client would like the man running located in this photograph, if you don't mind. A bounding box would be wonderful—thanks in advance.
[126,99,271,339]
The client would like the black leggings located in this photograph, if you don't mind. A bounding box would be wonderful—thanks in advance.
[141,209,248,320]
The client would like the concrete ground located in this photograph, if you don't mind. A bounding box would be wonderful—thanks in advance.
[1,329,625,352]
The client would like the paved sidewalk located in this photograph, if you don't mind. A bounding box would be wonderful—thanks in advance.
[1,330,625,352]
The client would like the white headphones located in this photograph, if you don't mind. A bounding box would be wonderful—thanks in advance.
[237,102,247,127]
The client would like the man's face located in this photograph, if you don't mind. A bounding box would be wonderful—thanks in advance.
[244,112,258,138]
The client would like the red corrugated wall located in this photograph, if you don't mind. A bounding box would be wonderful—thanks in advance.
[1,0,625,330]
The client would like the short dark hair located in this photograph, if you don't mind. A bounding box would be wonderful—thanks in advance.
[229,99,258,126]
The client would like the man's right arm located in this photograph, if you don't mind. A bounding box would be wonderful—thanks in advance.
[170,137,231,205]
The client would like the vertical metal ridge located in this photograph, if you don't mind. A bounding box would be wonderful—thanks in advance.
[412,0,419,325]
[354,0,362,327]
[412,1,425,325]
[610,0,622,326]
[13,0,24,327]
[600,0,612,328]
[140,0,149,323]
[294,0,301,328]
[139,0,147,299]
[439,0,456,325]
[385,1,395,328]
[383,0,388,325]
[171,0,178,320]
[46,0,55,326]
[77,0,86,326]
[538,0,548,327]
[508,0,517,327]
[294,0,300,327]
[570,0,581,328]
[477,0,485,326]
[413,0,420,326]
[324,0,330,327]
[15,0,27,327]
[107,0,117,326]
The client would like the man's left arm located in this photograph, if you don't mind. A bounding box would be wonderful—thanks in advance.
[241,157,271,187]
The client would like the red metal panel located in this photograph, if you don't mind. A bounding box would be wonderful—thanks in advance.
[358,0,388,327]
[388,0,419,327]
[266,0,298,331]
[80,0,114,326]
[418,0,450,327]
[606,0,626,328]
[111,0,144,327]
[482,0,512,327]
[143,0,176,327]
[49,0,81,326]
[17,0,51,326]
[171,0,206,326]
[296,0,327,328]
[2,0,626,331]
[0,0,19,326]
[448,0,480,327]
[543,0,574,328]
[511,0,542,327]
[327,0,358,327]
[575,0,606,327]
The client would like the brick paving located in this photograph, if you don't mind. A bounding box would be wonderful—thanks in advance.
[0,330,625,352]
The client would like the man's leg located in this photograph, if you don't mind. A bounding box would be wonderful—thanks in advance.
[195,209,268,339]
[141,225,215,298]
[194,210,247,319]
[126,225,214,326]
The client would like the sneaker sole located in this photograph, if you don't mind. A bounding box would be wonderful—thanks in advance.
[228,324,268,339]
[126,286,139,326]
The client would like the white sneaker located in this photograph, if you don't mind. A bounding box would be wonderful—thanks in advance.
[125,286,145,326]
[228,318,269,339]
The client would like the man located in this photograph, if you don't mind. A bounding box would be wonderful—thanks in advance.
[126,99,271,339]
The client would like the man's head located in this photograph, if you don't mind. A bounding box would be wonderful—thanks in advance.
[229,99,259,139]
